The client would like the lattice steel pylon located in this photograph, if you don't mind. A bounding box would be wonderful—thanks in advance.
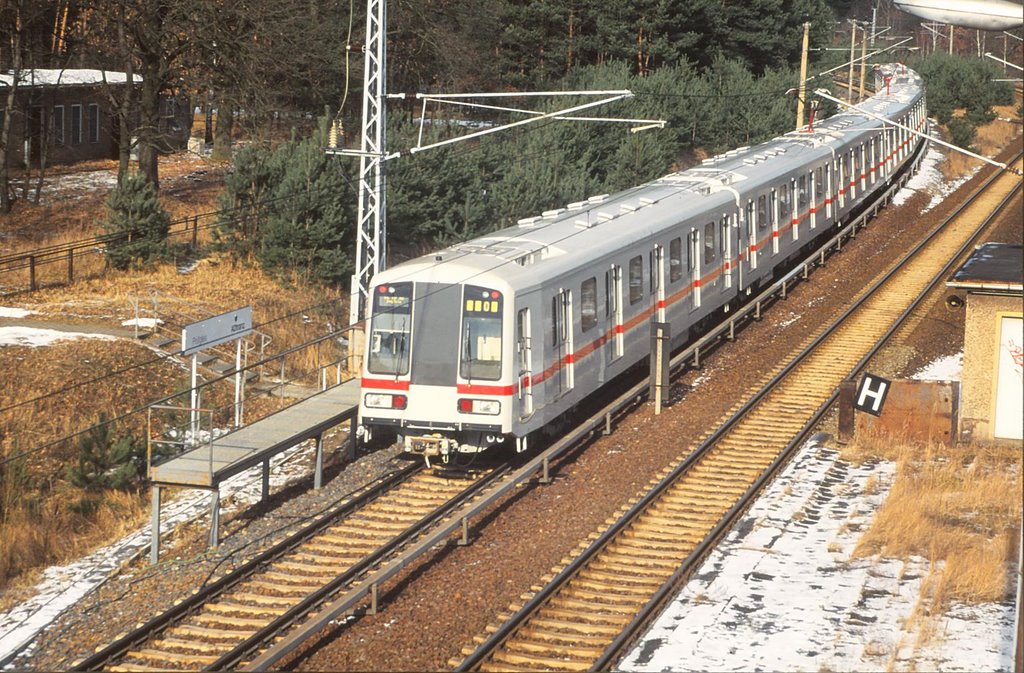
[349,0,387,325]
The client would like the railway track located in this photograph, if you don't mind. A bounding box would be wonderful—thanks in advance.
[452,156,1024,672]
[72,461,508,671]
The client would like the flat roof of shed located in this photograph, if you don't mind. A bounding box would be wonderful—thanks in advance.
[947,242,1023,293]
[0,69,141,88]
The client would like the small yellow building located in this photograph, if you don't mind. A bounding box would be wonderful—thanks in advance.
[947,243,1023,444]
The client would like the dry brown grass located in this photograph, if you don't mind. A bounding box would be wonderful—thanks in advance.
[0,150,350,599]
[0,154,227,252]
[845,436,1021,605]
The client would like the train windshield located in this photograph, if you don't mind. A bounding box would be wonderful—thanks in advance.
[460,285,503,381]
[368,282,412,375]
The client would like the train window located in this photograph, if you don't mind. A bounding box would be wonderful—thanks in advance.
[581,277,597,333]
[757,195,767,230]
[629,256,643,304]
[779,184,790,219]
[798,175,808,210]
[368,282,413,376]
[669,237,682,283]
[551,296,559,345]
[461,285,503,381]
[815,167,823,196]
[703,222,715,265]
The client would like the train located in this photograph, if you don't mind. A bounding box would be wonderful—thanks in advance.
[357,63,928,463]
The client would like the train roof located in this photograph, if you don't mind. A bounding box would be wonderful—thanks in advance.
[374,65,924,293]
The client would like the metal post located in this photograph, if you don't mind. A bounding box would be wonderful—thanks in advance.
[796,22,811,131]
[858,32,868,102]
[458,517,470,546]
[190,354,199,442]
[838,379,856,443]
[150,486,161,565]
[347,416,357,462]
[234,339,242,427]
[262,460,270,501]
[209,489,220,548]
[314,433,324,490]
[604,412,612,435]
[728,320,735,341]
[369,583,379,615]
[540,456,551,484]
[66,249,74,284]
[949,24,954,55]
[348,0,388,326]
[847,23,857,103]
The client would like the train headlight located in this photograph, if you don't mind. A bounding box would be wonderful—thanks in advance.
[365,393,407,410]
[457,398,501,415]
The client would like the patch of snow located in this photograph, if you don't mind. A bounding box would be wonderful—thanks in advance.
[0,327,116,348]
[0,437,326,666]
[776,312,801,328]
[620,438,1015,672]
[0,69,140,88]
[0,307,32,318]
[911,352,963,381]
[891,146,979,214]
[177,259,201,274]
[120,317,163,329]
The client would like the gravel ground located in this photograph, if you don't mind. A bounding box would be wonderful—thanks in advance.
[19,145,1023,672]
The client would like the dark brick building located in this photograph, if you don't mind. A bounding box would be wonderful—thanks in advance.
[0,69,142,167]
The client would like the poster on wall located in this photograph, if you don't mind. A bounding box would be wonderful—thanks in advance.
[994,315,1023,440]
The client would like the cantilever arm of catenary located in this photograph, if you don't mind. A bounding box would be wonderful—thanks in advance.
[813,88,1024,177]
[404,90,665,155]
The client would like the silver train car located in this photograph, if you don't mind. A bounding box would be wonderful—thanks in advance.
[358,64,927,461]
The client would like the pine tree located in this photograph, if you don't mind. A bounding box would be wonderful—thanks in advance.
[66,419,144,492]
[101,174,171,270]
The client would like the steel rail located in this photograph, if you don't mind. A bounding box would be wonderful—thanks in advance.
[204,463,512,671]
[594,158,1024,670]
[456,152,1022,671]
[68,461,423,671]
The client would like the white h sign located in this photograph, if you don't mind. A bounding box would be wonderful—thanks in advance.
[854,373,891,417]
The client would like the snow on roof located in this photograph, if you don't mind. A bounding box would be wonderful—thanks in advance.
[0,69,142,88]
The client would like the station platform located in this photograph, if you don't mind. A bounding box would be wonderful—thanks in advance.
[148,379,361,562]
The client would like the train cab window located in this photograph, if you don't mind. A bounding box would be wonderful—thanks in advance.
[669,237,682,283]
[368,282,413,376]
[798,175,808,210]
[757,195,767,230]
[629,255,643,304]
[703,222,716,265]
[461,285,503,381]
[581,277,597,333]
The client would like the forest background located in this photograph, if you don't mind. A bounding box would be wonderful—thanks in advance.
[0,0,932,282]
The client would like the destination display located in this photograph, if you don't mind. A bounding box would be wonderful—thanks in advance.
[463,285,503,315]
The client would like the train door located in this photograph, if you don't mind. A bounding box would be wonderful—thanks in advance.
[720,214,733,294]
[688,228,701,309]
[744,199,758,280]
[651,245,665,322]
[605,265,623,364]
[516,308,533,419]
[551,289,573,397]
[770,188,778,255]
[811,168,820,230]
